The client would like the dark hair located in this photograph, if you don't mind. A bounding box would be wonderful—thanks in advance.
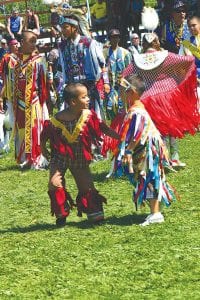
[142,33,160,52]
[63,83,86,104]
[125,74,145,96]
[26,7,33,12]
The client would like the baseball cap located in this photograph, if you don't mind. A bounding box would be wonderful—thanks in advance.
[172,1,186,11]
[1,38,7,44]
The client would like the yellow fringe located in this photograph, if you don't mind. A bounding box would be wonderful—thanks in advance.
[50,110,91,144]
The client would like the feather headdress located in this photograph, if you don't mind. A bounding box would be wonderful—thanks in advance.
[50,7,90,37]
[42,0,62,5]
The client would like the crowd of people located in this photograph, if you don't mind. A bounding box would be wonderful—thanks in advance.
[0,0,199,227]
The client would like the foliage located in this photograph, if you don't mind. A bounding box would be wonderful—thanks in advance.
[144,0,157,8]
[0,0,51,26]
[0,133,200,299]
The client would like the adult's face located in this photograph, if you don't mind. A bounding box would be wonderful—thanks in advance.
[1,42,7,48]
[110,35,120,48]
[12,11,19,18]
[26,10,32,17]
[132,36,140,46]
[171,8,186,25]
[21,32,37,54]
[61,23,77,38]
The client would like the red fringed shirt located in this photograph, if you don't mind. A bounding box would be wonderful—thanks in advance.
[41,109,103,161]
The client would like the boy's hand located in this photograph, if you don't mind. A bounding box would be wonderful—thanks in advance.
[51,171,62,188]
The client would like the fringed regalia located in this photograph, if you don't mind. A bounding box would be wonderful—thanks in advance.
[189,35,200,79]
[123,51,199,138]
[41,109,107,219]
[102,51,199,155]
[13,53,49,168]
[1,52,18,100]
[56,35,107,118]
[0,53,18,152]
[113,102,177,209]
[103,46,131,119]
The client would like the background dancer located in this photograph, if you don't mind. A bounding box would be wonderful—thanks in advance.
[103,29,131,120]
[1,31,49,169]
[52,7,110,117]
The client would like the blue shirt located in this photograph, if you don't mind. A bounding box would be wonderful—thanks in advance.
[57,35,105,83]
[0,48,7,60]
[10,16,21,33]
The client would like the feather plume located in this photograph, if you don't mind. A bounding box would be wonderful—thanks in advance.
[42,0,54,5]
[141,7,159,32]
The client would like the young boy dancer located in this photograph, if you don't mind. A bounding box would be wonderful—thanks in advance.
[41,83,119,227]
[113,74,177,226]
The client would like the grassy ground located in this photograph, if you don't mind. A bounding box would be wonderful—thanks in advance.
[0,134,200,300]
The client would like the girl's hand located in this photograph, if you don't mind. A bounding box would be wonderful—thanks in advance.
[104,83,110,94]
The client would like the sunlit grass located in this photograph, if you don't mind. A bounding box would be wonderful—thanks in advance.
[0,134,200,299]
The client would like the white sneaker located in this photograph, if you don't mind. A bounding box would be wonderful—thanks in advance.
[171,160,186,168]
[140,212,164,226]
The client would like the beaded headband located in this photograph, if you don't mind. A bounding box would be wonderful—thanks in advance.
[59,16,79,26]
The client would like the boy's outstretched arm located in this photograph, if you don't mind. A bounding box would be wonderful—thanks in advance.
[100,122,120,140]
[40,138,50,160]
[40,124,50,160]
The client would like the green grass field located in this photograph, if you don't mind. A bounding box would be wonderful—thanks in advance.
[0,133,200,299]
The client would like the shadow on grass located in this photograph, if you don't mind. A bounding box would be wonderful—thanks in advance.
[91,171,128,183]
[0,214,147,234]
[91,171,111,182]
[0,164,20,171]
[0,219,102,234]
[104,213,147,226]
[0,223,56,234]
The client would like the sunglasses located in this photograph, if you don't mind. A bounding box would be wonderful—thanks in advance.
[110,35,120,38]
[174,8,186,13]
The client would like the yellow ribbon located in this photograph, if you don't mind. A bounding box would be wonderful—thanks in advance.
[182,40,200,59]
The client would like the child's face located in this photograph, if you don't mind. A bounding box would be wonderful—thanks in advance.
[188,18,200,36]
[21,32,37,54]
[73,86,90,110]
[124,88,138,107]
